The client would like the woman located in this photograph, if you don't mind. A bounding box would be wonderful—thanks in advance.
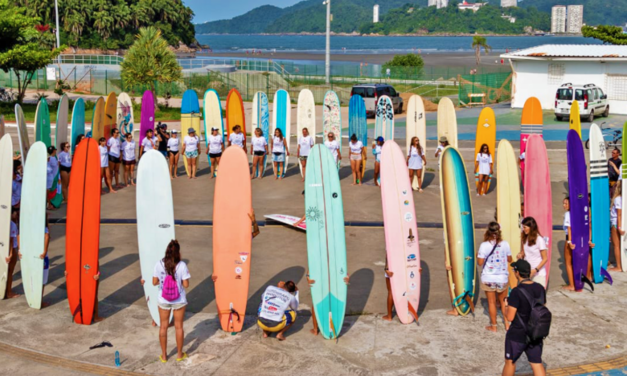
[348,134,364,185]
[435,136,449,159]
[518,217,548,288]
[407,136,426,192]
[324,132,341,166]
[121,133,137,186]
[58,142,71,202]
[475,143,493,196]
[107,129,122,188]
[139,129,159,160]
[610,182,624,271]
[206,127,224,178]
[271,128,289,180]
[74,134,85,154]
[372,136,384,187]
[46,146,58,210]
[98,137,116,194]
[11,160,21,209]
[250,128,267,179]
[167,130,180,179]
[229,125,246,149]
[182,128,199,179]
[297,127,313,182]
[562,197,576,290]
[478,222,512,332]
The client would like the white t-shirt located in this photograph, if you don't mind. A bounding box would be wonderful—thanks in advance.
[167,138,180,152]
[153,261,191,305]
[476,153,493,176]
[436,144,445,156]
[229,132,245,148]
[563,211,570,235]
[325,140,340,162]
[252,135,267,152]
[208,135,223,154]
[10,221,18,249]
[374,144,382,162]
[184,135,199,152]
[99,145,109,168]
[611,196,622,226]
[273,136,285,153]
[299,135,313,156]
[524,235,548,277]
[46,157,59,189]
[142,136,157,151]
[349,141,364,154]
[408,145,425,170]
[258,285,300,322]
[121,141,136,161]
[11,178,21,206]
[107,137,121,158]
[58,151,71,167]
[478,240,512,284]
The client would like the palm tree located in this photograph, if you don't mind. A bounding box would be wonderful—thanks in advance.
[471,36,492,66]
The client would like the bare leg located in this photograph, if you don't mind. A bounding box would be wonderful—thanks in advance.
[130,164,136,185]
[529,362,546,376]
[310,308,319,335]
[609,227,621,271]
[173,306,186,359]
[276,322,294,341]
[502,360,516,376]
[497,290,509,330]
[382,277,393,321]
[158,307,170,361]
[485,290,497,332]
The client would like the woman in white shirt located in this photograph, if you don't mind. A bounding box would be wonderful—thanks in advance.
[477,222,513,332]
[561,197,576,291]
[107,129,122,188]
[407,136,427,192]
[518,217,548,288]
[46,146,59,210]
[348,134,364,186]
[182,128,200,179]
[205,127,224,179]
[297,128,314,182]
[250,128,268,179]
[228,125,246,149]
[372,136,384,187]
[58,142,72,203]
[98,137,116,194]
[271,128,289,180]
[434,136,449,159]
[324,132,341,167]
[121,133,137,186]
[139,129,160,160]
[167,130,180,179]
[610,182,624,272]
[475,143,493,196]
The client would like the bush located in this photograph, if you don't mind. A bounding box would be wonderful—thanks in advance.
[382,54,424,77]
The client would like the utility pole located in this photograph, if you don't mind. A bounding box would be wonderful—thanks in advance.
[324,0,331,84]
[54,0,61,63]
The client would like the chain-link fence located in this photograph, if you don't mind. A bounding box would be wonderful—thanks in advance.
[458,72,513,106]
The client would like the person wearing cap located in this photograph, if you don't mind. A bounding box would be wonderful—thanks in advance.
[121,132,137,186]
[107,128,122,188]
[156,122,170,158]
[139,128,160,160]
[435,136,449,160]
[182,127,200,179]
[518,217,548,289]
[372,136,384,187]
[46,145,59,209]
[502,259,547,376]
[167,130,180,179]
[250,128,268,179]
[98,137,116,194]
[228,125,246,149]
[206,127,224,178]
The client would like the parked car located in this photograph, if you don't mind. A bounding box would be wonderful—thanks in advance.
[555,83,609,122]
[350,84,403,117]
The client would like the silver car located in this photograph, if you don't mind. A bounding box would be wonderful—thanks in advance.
[351,84,403,118]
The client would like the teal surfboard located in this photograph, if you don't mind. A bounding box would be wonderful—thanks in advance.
[305,144,347,340]
[349,95,367,178]
[253,92,269,177]
[71,98,85,154]
[35,99,51,147]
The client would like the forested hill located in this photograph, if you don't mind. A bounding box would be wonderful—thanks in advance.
[518,0,627,27]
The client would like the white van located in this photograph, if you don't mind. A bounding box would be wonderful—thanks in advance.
[555,83,609,122]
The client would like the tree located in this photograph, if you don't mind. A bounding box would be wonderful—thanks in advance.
[471,36,492,66]
[382,54,425,77]
[120,26,182,109]
[582,25,627,45]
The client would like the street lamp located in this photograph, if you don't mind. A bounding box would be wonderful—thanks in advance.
[54,0,61,63]
[323,0,331,84]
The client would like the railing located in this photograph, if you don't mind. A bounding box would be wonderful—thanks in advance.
[59,54,124,66]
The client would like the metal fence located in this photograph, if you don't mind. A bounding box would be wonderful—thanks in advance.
[458,72,513,106]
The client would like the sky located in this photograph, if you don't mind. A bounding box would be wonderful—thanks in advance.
[187,0,302,24]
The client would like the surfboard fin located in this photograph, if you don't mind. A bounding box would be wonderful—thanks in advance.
[329,313,338,343]
[600,268,613,285]
[71,302,82,324]
[465,292,475,313]
[408,303,419,324]
[581,275,595,292]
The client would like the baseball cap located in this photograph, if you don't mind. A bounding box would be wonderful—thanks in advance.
[172,130,177,134]
[376,136,384,143]
[510,259,531,276]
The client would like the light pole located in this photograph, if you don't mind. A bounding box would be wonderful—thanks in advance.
[54,0,61,63]
[323,0,331,84]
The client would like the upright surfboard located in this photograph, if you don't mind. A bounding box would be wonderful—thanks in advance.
[0,134,12,299]
[213,146,252,333]
[520,97,543,183]
[349,95,367,178]
[497,140,522,289]
[140,90,155,146]
[104,92,117,141]
[204,89,224,167]
[305,145,347,339]
[253,91,270,177]
[0,115,4,138]
[622,121,627,272]
[136,150,175,326]
[55,94,69,149]
[323,90,342,169]
[474,107,496,191]
[91,97,105,141]
[437,97,458,148]
[298,89,316,177]
[439,146,475,316]
[35,99,51,147]
[589,124,612,284]
[181,90,201,177]
[406,95,426,189]
[524,135,552,286]
[66,138,101,324]
[117,92,134,136]
[570,100,581,137]
[381,141,420,324]
[70,98,85,154]
[15,104,30,165]
[375,96,394,142]
[226,88,245,142]
[20,142,47,309]
[272,89,291,177]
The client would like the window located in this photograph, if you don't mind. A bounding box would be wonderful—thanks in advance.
[548,63,565,85]
[575,89,585,101]
[389,88,397,97]
[352,87,375,98]
[557,88,573,100]
[605,74,627,101]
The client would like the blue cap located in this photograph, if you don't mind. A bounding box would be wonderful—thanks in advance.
[377,136,384,143]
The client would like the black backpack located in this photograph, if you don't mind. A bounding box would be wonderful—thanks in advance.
[516,286,552,343]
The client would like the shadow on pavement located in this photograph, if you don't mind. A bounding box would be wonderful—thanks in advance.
[418,260,431,315]
[341,268,374,336]
[186,274,215,317]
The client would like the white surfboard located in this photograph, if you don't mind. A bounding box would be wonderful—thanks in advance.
[56,95,69,149]
[272,90,291,176]
[297,89,316,177]
[406,95,426,190]
[136,150,175,326]
[15,104,30,165]
[264,214,306,231]
[20,141,47,309]
[117,92,135,136]
[0,134,12,298]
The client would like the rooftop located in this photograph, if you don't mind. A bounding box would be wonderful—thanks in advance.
[501,44,627,60]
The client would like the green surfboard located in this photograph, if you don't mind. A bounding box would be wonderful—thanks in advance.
[35,98,51,147]
[305,144,347,340]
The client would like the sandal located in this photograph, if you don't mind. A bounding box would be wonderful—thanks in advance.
[159,355,167,363]
[176,353,188,362]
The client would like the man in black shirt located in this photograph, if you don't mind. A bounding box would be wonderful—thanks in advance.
[503,260,546,376]
[608,148,622,196]
[156,122,170,158]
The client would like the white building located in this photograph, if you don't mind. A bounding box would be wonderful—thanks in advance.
[458,1,485,12]
[428,0,448,8]
[567,5,584,33]
[501,0,517,7]
[551,6,566,33]
[501,45,627,114]
[373,4,379,23]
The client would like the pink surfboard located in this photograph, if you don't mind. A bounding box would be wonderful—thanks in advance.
[520,97,543,183]
[140,90,155,146]
[380,140,420,324]
[264,214,306,231]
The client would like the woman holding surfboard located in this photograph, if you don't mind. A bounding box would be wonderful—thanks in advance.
[271,128,289,180]
[206,127,224,178]
[182,128,200,179]
[372,136,384,187]
[474,144,493,196]
[610,182,624,272]
[518,217,548,288]
[407,136,426,192]
[250,128,268,179]
[98,138,116,194]
[348,134,364,186]
[121,133,137,185]
[324,132,341,166]
[167,130,180,179]
[58,142,72,202]
[297,128,313,182]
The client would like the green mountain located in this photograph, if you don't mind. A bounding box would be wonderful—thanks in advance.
[519,0,626,26]
[195,5,285,34]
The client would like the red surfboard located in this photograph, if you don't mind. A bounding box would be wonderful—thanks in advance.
[66,138,101,325]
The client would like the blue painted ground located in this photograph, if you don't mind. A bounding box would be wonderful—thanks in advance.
[575,368,627,375]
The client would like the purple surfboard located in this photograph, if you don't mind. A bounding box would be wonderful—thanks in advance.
[140,90,155,146]
[566,129,593,292]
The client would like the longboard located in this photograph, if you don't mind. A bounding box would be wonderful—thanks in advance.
[323,90,342,169]
[203,89,224,169]
[55,94,69,149]
[298,89,316,177]
[181,90,201,177]
[91,97,105,141]
[570,100,581,137]
[520,97,543,183]
[272,89,291,177]
[305,144,347,340]
[349,95,367,179]
[15,104,30,165]
[140,90,155,147]
[213,146,252,333]
[0,115,4,138]
[437,97,458,148]
[253,91,270,177]
[35,98,51,147]
[381,140,420,324]
[264,214,306,231]
[104,92,117,141]
[0,134,12,299]
[66,138,101,324]
[70,99,85,154]
[375,95,394,143]
[226,88,246,145]
[406,95,426,189]
[117,92,134,136]
[474,107,496,191]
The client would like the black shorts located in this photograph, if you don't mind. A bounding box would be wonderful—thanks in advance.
[505,336,543,364]
[123,159,136,166]
[209,152,222,159]
[60,165,71,173]
[254,151,265,156]
[109,155,121,164]
[168,150,179,156]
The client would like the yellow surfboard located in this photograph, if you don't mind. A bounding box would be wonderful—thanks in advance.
[104,92,117,141]
[91,97,105,141]
[474,107,496,191]
[437,97,458,148]
[569,100,581,137]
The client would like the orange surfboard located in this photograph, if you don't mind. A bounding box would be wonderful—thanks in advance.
[226,89,245,140]
[104,92,117,140]
[213,146,252,332]
[66,138,101,325]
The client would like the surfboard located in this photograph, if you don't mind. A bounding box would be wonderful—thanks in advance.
[140,90,155,147]
[622,121,627,272]
[204,89,224,168]
[497,140,522,289]
[213,146,252,333]
[520,97,543,183]
[136,149,175,326]
[0,134,12,299]
[474,107,496,191]
[323,90,342,169]
[570,100,581,137]
[70,98,85,154]
[66,138,100,324]
[226,88,245,142]
[15,104,30,165]
[0,115,4,138]
[35,99,51,147]
[298,89,316,177]
[375,95,394,143]
[589,124,612,284]
[91,97,105,141]
[55,94,69,149]
[20,141,47,309]
[524,135,552,286]
[104,92,117,141]
[117,92,134,136]
[181,90,201,177]
[406,95,426,189]
[272,89,291,177]
[253,91,270,177]
[349,95,367,179]
[264,214,306,231]
[437,97,458,148]
[305,144,347,339]
[439,146,475,316]
[381,140,420,324]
